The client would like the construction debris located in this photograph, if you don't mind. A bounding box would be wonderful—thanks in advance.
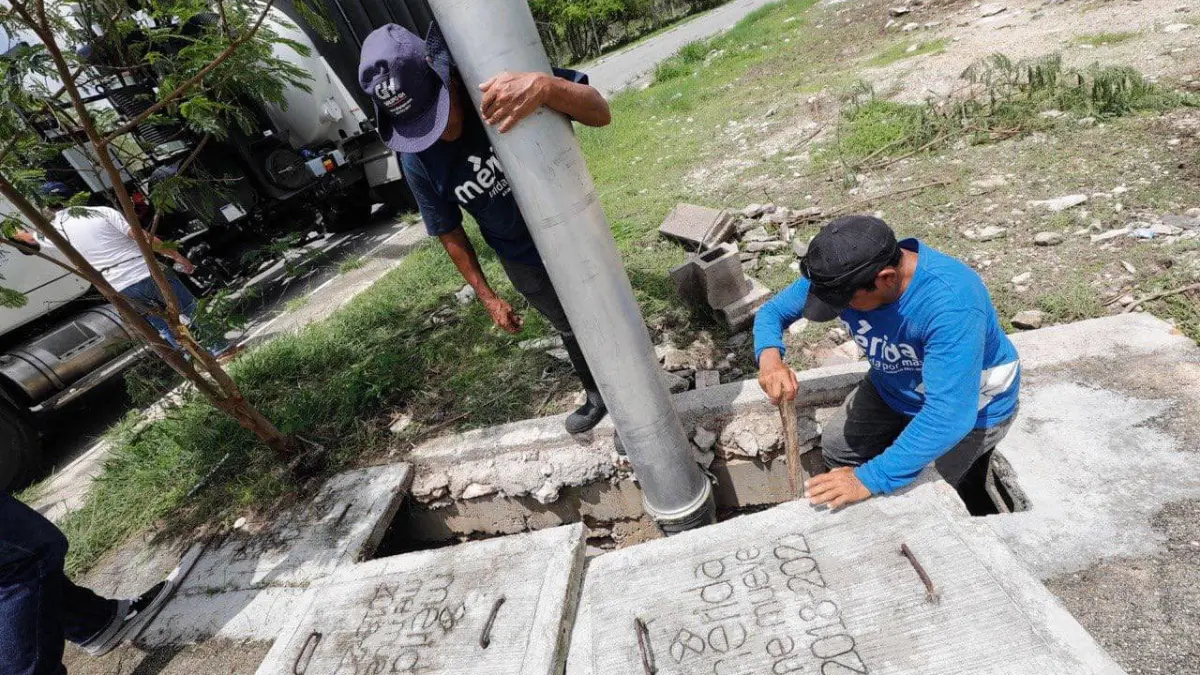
[669,242,771,331]
[657,203,735,249]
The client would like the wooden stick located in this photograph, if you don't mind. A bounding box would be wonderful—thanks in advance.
[778,397,804,499]
[1122,283,1200,314]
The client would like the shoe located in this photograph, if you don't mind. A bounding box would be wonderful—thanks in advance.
[80,580,173,657]
[565,390,607,434]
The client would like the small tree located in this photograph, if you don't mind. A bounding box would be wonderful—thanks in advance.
[0,0,330,471]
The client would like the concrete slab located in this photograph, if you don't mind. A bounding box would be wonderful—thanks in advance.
[256,523,586,675]
[141,464,413,645]
[568,474,1126,675]
[986,314,1200,578]
[658,203,734,249]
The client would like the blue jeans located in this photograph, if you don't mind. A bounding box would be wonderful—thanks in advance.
[0,494,117,675]
[119,274,229,356]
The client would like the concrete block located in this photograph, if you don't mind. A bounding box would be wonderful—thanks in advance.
[658,203,734,248]
[256,524,586,675]
[695,243,751,309]
[670,243,751,311]
[142,464,413,645]
[716,277,772,331]
[668,258,703,306]
[567,474,1127,675]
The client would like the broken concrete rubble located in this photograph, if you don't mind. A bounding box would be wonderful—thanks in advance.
[670,244,773,331]
[657,203,734,248]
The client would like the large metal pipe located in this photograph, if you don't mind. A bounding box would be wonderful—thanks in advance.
[428,0,714,532]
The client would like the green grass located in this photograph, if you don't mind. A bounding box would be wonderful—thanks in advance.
[869,38,948,67]
[1073,31,1139,47]
[337,256,365,274]
[652,39,713,84]
[283,295,310,313]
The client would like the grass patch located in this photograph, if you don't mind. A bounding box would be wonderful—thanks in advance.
[817,53,1198,169]
[1073,31,1139,47]
[652,39,713,84]
[284,296,310,313]
[338,256,366,274]
[869,38,948,67]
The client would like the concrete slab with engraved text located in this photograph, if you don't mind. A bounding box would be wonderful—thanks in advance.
[256,523,586,675]
[567,474,1126,675]
[140,463,413,645]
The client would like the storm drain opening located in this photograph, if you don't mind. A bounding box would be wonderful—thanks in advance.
[374,452,812,559]
[955,450,1030,516]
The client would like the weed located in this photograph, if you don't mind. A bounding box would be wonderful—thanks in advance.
[338,256,366,274]
[869,38,948,67]
[1072,31,1139,47]
[820,53,1197,168]
[284,295,310,313]
[1034,280,1106,324]
[652,39,711,84]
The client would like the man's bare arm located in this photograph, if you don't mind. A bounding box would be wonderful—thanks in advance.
[479,72,611,133]
[438,228,522,333]
[10,229,41,252]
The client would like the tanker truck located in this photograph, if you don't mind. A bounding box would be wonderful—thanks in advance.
[0,0,436,490]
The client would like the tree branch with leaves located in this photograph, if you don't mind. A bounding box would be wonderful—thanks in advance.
[0,0,331,474]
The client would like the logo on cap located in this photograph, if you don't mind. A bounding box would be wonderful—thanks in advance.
[374,77,413,118]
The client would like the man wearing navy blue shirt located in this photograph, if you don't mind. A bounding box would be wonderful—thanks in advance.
[359,24,612,433]
[753,216,1021,510]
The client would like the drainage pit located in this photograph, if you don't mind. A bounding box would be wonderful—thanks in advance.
[377,445,1026,558]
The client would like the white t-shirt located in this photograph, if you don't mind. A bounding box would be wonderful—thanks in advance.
[50,207,153,291]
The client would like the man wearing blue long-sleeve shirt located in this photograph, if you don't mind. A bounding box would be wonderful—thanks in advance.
[753,216,1020,509]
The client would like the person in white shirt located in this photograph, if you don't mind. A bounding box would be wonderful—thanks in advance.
[22,182,233,357]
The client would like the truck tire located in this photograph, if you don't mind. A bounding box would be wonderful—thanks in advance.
[372,179,417,219]
[0,404,37,492]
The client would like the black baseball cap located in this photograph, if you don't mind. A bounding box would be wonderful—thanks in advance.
[799,215,900,321]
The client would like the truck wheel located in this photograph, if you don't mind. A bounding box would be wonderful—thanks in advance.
[372,179,417,219]
[0,404,37,492]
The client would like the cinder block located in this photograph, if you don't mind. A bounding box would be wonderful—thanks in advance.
[695,243,751,309]
[658,203,734,248]
[717,277,772,331]
[668,258,703,306]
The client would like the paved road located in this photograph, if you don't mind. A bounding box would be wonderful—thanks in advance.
[581,0,782,96]
[28,214,418,518]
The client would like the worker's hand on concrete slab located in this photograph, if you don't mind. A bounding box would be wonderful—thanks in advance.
[479,71,550,133]
[482,295,523,334]
[806,467,871,509]
[757,349,798,404]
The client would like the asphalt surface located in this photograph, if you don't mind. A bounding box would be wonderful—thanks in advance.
[28,214,412,487]
[581,0,782,96]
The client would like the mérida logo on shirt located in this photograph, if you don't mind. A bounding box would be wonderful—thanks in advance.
[454,152,511,203]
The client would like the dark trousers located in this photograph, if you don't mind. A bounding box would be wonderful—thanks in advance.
[0,494,116,675]
[821,378,1016,496]
[499,258,597,393]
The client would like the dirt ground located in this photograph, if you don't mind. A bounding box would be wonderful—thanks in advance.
[62,640,272,675]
